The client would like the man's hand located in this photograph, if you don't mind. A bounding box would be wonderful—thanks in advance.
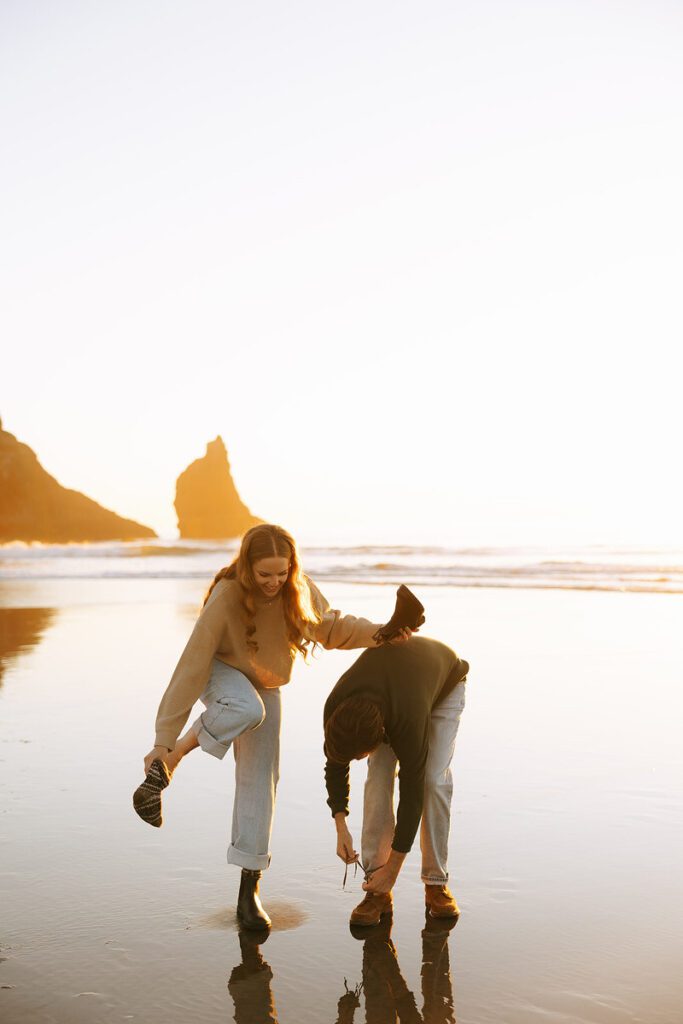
[362,862,398,894]
[362,849,406,893]
[335,813,358,864]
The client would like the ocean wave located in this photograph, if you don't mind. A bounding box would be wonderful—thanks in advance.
[0,540,232,559]
[0,542,681,594]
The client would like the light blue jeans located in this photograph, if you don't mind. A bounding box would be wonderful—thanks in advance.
[191,659,281,871]
[360,681,466,884]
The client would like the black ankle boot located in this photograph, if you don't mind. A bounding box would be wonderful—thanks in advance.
[237,869,271,930]
[373,585,426,644]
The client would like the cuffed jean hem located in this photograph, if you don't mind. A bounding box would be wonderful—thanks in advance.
[227,844,271,871]
[191,714,230,760]
[422,874,449,885]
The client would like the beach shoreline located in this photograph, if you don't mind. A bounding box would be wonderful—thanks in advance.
[2,578,682,1023]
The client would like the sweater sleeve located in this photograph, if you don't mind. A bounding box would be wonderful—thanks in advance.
[304,579,381,651]
[391,725,430,854]
[154,595,225,750]
[324,758,350,818]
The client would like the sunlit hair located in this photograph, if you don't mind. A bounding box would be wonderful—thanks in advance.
[202,524,321,658]
[324,697,385,765]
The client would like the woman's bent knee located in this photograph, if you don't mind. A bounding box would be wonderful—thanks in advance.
[230,690,265,732]
[203,691,265,739]
[244,700,266,731]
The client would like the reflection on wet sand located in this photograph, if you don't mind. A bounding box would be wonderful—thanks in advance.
[352,916,457,1024]
[0,607,56,685]
[228,931,278,1024]
[227,916,457,1024]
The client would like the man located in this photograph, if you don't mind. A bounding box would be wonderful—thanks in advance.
[324,636,469,926]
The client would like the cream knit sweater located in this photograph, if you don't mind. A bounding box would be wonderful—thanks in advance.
[154,576,380,749]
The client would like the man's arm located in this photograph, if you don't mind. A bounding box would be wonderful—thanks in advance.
[362,728,428,894]
[392,752,428,854]
[334,811,358,864]
[325,759,358,864]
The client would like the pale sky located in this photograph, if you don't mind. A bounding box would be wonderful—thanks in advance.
[2,1,682,545]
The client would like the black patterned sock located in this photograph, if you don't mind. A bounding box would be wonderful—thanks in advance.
[133,758,171,827]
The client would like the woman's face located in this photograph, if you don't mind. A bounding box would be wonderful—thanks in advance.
[251,556,290,599]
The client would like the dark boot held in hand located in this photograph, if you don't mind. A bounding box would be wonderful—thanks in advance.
[237,869,272,930]
[373,586,426,644]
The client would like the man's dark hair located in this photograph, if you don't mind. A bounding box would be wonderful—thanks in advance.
[324,697,385,764]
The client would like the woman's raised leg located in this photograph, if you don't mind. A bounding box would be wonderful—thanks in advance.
[191,660,266,761]
[134,660,265,828]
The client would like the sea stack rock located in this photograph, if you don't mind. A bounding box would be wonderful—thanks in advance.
[175,437,261,539]
[0,423,157,542]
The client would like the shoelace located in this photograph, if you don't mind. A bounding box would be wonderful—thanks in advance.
[342,857,373,891]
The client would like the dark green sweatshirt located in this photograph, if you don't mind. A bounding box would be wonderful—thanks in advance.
[323,636,469,854]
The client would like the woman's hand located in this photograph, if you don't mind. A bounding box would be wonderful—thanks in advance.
[387,627,413,644]
[143,746,170,774]
[335,815,358,864]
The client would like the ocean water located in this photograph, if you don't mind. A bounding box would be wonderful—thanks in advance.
[1,539,682,593]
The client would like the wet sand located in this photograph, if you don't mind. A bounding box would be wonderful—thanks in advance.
[1,579,682,1023]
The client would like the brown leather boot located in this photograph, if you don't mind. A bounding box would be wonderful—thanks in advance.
[350,891,393,927]
[425,884,460,919]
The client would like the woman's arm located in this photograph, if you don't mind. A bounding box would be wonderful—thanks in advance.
[152,592,226,751]
[303,578,381,650]
[153,620,220,749]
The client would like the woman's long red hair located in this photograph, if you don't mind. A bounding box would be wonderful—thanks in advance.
[203,524,321,658]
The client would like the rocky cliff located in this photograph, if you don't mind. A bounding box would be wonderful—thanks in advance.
[175,437,261,539]
[0,423,157,542]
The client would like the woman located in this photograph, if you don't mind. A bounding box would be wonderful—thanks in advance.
[133,523,408,930]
